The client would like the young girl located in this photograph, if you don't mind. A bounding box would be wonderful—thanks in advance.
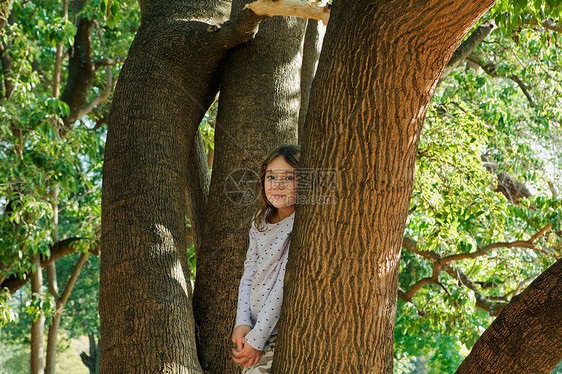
[231,144,300,373]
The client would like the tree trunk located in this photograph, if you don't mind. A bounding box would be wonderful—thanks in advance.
[192,4,306,371]
[30,259,45,374]
[100,0,269,371]
[45,312,62,374]
[456,258,562,374]
[298,18,324,136]
[272,0,495,372]
[80,334,101,374]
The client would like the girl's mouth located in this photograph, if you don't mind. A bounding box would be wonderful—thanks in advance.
[273,194,285,199]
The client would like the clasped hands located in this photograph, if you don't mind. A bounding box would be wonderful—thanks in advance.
[231,325,263,367]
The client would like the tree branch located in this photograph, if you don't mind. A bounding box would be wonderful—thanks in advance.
[440,19,496,80]
[441,264,507,316]
[403,263,441,301]
[46,263,60,300]
[52,0,68,98]
[76,65,114,119]
[466,54,535,106]
[93,57,125,68]
[523,18,562,33]
[212,0,331,51]
[59,16,95,131]
[59,252,88,307]
[0,237,98,293]
[401,229,552,316]
[246,0,330,26]
[441,224,551,264]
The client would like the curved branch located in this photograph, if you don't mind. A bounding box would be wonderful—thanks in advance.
[441,224,551,264]
[508,74,534,107]
[401,231,552,316]
[523,19,562,33]
[442,264,507,316]
[403,263,441,301]
[0,237,98,293]
[77,65,114,119]
[440,19,496,80]
[466,54,535,106]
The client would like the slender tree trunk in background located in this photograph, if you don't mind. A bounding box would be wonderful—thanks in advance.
[192,4,306,371]
[298,18,324,137]
[30,258,44,374]
[273,0,495,372]
[456,258,562,374]
[45,185,60,374]
[45,251,88,374]
[186,129,211,252]
[80,333,101,374]
[100,0,269,371]
[45,313,62,374]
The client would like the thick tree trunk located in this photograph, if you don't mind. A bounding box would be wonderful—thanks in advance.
[100,2,229,372]
[192,4,306,371]
[272,0,494,372]
[100,0,269,371]
[456,258,562,374]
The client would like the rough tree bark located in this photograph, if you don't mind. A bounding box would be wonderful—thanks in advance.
[456,258,562,374]
[273,0,495,372]
[192,2,306,371]
[100,2,228,372]
[99,0,273,371]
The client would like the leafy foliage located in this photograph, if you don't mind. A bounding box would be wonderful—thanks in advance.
[0,0,138,366]
[395,2,562,371]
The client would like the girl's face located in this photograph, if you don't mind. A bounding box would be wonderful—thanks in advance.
[264,156,297,211]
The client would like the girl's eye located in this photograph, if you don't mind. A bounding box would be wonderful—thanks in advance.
[266,175,275,180]
[286,176,294,181]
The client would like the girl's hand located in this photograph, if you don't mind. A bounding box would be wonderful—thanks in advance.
[231,326,262,367]
[232,325,252,352]
[231,338,263,367]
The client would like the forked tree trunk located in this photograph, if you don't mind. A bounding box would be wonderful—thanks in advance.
[192,3,306,371]
[100,0,242,371]
[456,258,562,374]
[273,0,494,372]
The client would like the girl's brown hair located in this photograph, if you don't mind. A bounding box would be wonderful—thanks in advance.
[252,144,300,232]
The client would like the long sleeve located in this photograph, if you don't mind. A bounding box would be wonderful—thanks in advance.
[234,227,258,329]
[243,248,289,351]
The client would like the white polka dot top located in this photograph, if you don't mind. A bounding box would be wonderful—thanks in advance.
[234,210,295,351]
